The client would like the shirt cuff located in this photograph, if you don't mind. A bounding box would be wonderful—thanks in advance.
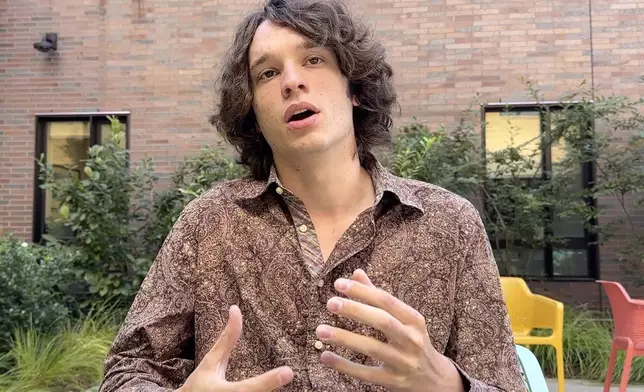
[445,357,472,392]
[447,357,528,392]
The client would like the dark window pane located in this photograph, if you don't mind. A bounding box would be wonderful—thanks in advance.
[551,171,587,239]
[44,121,90,239]
[553,249,588,276]
[552,213,586,238]
[494,247,545,277]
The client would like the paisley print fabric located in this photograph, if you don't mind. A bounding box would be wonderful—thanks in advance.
[99,158,526,392]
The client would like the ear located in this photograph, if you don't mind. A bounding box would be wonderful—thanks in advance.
[351,95,360,107]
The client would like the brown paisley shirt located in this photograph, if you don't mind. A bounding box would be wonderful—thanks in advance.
[99,157,526,392]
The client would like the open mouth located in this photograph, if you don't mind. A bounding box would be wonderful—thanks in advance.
[288,109,317,123]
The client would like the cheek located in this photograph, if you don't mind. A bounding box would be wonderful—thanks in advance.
[253,92,284,133]
[254,92,274,121]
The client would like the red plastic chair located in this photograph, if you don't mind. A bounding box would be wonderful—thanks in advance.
[597,280,644,392]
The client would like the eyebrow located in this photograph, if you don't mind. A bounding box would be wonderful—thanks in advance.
[249,40,320,74]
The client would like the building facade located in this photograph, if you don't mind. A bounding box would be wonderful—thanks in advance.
[1,0,643,307]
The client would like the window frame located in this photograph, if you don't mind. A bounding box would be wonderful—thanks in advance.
[32,111,130,243]
[481,101,599,281]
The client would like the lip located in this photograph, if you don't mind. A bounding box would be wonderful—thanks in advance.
[286,112,320,130]
[283,101,320,124]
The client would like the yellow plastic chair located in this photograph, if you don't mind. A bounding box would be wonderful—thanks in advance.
[500,277,565,392]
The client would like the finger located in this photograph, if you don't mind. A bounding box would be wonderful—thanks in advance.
[315,324,409,370]
[350,269,375,287]
[319,351,401,389]
[203,305,243,377]
[334,278,425,327]
[326,297,417,347]
[233,366,294,392]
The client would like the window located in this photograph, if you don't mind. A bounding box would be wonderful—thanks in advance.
[482,102,598,280]
[33,112,130,243]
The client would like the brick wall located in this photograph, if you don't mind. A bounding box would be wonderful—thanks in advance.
[1,0,642,307]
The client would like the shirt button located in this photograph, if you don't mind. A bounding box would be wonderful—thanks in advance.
[314,340,324,350]
[317,279,324,287]
[275,187,284,195]
[298,224,308,233]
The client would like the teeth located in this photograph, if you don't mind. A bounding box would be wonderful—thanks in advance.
[294,109,308,115]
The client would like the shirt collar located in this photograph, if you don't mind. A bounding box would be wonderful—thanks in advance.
[235,154,424,214]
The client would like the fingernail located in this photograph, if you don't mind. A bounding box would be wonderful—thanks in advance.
[319,351,334,364]
[327,297,342,312]
[335,278,351,291]
[316,325,333,339]
[278,367,293,383]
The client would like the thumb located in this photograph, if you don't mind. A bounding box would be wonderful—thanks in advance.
[351,269,375,287]
[203,305,243,379]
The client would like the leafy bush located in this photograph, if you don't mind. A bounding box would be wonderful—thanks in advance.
[387,107,564,275]
[36,115,247,310]
[389,85,644,278]
[0,306,119,392]
[0,236,78,351]
[37,116,157,305]
[388,113,481,199]
[144,145,247,253]
[532,308,644,383]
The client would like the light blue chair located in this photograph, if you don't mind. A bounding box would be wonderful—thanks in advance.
[516,344,550,392]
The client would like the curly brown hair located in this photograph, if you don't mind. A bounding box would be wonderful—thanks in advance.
[210,0,397,181]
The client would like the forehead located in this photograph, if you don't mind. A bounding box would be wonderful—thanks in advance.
[248,21,313,62]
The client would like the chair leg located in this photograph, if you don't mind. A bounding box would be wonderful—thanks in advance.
[619,343,634,392]
[556,344,565,392]
[604,341,618,392]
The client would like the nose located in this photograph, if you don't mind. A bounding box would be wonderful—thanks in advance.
[281,64,308,99]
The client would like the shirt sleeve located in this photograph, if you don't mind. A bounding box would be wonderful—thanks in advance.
[99,207,199,392]
[445,201,527,392]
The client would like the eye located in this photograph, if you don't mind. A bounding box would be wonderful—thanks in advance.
[259,69,278,80]
[307,56,324,65]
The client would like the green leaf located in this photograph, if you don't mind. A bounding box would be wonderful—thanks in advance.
[59,204,70,219]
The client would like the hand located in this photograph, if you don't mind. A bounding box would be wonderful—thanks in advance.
[315,270,465,392]
[179,305,293,392]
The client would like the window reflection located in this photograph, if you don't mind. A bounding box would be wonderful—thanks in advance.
[45,121,90,239]
[485,111,542,178]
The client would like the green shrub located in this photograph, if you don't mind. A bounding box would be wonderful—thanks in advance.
[388,88,644,278]
[144,145,247,253]
[388,117,481,199]
[532,308,644,383]
[37,116,248,306]
[0,305,119,392]
[0,235,77,351]
[37,116,157,305]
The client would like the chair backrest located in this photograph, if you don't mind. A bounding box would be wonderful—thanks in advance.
[516,345,550,392]
[598,280,644,342]
[501,277,535,335]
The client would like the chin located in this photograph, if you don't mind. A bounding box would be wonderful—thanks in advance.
[290,132,351,156]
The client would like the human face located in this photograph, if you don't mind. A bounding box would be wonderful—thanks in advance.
[248,21,358,161]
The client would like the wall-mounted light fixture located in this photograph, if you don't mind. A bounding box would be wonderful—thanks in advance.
[33,33,58,52]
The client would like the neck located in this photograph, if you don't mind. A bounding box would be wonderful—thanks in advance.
[273,146,375,217]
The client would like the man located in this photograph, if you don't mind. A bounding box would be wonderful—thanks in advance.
[100,0,526,391]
